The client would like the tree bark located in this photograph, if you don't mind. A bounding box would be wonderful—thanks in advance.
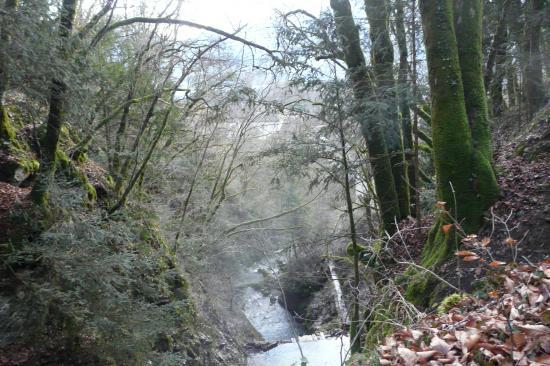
[485,0,512,116]
[523,0,547,119]
[0,0,19,141]
[455,0,497,166]
[31,0,78,203]
[418,0,499,265]
[394,0,417,216]
[337,109,361,354]
[365,0,410,219]
[330,0,401,234]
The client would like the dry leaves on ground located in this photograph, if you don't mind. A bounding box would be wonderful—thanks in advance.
[377,263,550,365]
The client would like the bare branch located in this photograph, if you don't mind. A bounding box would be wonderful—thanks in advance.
[90,17,276,56]
[224,189,324,235]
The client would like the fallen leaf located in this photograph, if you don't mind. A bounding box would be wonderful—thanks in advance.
[455,251,477,257]
[480,237,491,247]
[398,347,418,366]
[516,324,550,335]
[430,336,451,354]
[417,350,437,361]
[488,290,499,298]
[463,255,480,262]
[442,224,453,234]
[464,333,480,351]
[505,237,518,246]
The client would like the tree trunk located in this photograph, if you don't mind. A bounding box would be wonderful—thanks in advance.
[485,0,512,116]
[455,0,496,166]
[485,0,510,89]
[31,0,78,203]
[506,61,519,107]
[490,59,506,116]
[365,0,410,219]
[330,0,401,234]
[338,113,361,354]
[0,0,19,141]
[394,0,417,216]
[417,0,498,268]
[523,0,546,119]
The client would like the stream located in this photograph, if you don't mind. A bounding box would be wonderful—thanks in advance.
[242,263,350,366]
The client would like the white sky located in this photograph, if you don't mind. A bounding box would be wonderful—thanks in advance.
[180,0,328,45]
[80,0,331,47]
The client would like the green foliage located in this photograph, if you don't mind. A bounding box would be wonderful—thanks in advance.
[0,198,196,365]
[54,149,97,204]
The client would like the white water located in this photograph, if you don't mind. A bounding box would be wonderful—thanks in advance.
[248,335,349,366]
[327,260,348,325]
[245,262,350,366]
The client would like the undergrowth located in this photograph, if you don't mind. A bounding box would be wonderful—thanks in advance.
[0,188,199,365]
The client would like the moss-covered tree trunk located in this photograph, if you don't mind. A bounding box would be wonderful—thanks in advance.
[31,0,78,203]
[364,0,410,219]
[406,0,499,306]
[330,0,401,234]
[523,0,547,119]
[455,0,498,167]
[0,0,19,141]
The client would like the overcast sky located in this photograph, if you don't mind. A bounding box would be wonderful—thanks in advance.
[179,0,328,45]
[79,0,365,50]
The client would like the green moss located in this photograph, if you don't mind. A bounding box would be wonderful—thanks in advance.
[106,175,115,189]
[364,302,408,349]
[404,268,438,307]
[371,239,383,254]
[55,149,71,170]
[0,106,16,141]
[83,182,97,202]
[139,222,167,249]
[346,242,366,257]
[418,143,432,154]
[421,216,457,268]
[74,149,88,164]
[404,216,458,306]
[408,0,499,307]
[436,293,465,315]
[18,158,40,174]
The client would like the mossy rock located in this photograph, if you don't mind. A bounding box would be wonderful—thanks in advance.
[0,105,41,184]
[436,293,466,315]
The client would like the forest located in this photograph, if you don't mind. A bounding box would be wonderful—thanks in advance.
[0,0,548,365]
